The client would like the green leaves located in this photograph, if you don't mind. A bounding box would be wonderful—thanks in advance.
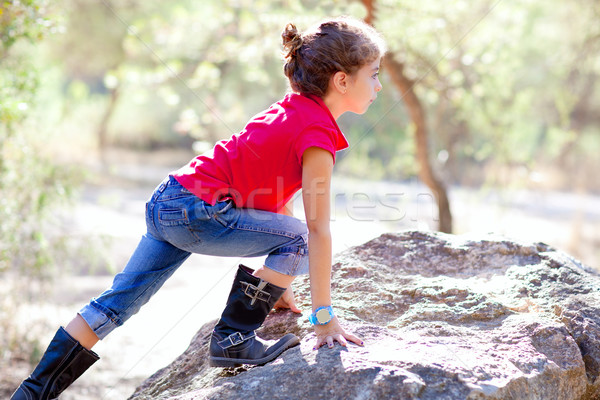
[371,0,600,186]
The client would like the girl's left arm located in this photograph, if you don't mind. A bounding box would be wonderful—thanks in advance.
[302,146,363,350]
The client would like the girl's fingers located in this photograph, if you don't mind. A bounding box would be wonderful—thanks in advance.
[335,334,348,347]
[344,332,364,346]
[313,333,361,351]
[284,287,302,313]
[313,337,325,350]
[312,319,364,350]
[287,295,302,313]
[313,336,332,350]
[274,288,302,313]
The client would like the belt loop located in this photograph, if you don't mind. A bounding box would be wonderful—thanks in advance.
[157,176,171,194]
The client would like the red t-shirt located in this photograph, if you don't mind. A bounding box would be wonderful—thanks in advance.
[172,93,349,213]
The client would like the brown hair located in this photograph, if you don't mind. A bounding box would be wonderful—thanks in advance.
[282,16,386,97]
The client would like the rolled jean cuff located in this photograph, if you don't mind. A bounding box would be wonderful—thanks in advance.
[265,251,309,276]
[78,302,121,340]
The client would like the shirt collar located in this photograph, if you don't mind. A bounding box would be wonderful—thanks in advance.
[301,93,349,150]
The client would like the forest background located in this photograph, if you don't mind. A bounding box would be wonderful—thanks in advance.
[1,0,599,398]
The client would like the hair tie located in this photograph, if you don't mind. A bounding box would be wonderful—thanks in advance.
[290,35,303,57]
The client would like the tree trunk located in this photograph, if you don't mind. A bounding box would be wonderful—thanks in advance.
[383,54,452,232]
[361,0,453,232]
[362,0,375,25]
[97,85,120,165]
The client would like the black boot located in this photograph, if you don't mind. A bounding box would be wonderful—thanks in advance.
[11,326,99,400]
[209,264,300,367]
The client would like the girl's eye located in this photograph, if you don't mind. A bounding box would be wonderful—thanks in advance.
[372,72,379,79]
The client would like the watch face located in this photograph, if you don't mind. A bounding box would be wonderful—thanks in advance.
[316,308,331,323]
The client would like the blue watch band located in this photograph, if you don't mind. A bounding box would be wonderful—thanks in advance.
[309,306,335,325]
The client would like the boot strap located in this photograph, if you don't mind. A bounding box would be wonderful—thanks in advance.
[240,280,271,305]
[217,331,256,349]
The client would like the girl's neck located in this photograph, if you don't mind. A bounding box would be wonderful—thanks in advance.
[322,92,345,120]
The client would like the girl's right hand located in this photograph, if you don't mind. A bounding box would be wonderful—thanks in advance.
[274,285,302,313]
[312,317,363,350]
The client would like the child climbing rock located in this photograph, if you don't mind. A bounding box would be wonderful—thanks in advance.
[12,15,385,399]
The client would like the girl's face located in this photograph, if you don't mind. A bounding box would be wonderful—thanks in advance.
[344,58,382,114]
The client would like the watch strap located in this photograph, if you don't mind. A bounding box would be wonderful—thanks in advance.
[309,305,334,325]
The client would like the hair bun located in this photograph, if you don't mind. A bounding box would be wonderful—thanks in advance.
[282,23,303,59]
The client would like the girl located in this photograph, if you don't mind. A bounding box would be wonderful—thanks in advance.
[12,16,385,399]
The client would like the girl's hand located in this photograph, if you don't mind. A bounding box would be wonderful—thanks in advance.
[313,317,363,350]
[274,285,302,313]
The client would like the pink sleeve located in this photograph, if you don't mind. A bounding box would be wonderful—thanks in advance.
[295,124,339,164]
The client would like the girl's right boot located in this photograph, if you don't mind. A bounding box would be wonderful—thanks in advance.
[11,326,99,400]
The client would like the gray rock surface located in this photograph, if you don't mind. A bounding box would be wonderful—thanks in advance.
[128,231,600,400]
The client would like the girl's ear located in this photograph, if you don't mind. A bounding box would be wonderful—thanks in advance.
[330,71,348,94]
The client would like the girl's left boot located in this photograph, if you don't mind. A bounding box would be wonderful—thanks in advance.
[209,264,300,367]
[11,326,99,400]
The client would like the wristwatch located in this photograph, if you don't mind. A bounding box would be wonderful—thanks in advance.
[309,306,335,325]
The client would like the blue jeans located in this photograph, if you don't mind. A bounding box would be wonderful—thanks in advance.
[79,176,308,339]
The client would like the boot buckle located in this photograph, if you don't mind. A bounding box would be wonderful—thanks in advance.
[241,280,271,305]
[217,331,256,349]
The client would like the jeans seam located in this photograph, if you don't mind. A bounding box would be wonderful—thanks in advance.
[293,247,303,274]
[158,208,189,225]
[156,192,195,202]
[233,224,299,239]
[147,176,176,236]
[159,210,207,247]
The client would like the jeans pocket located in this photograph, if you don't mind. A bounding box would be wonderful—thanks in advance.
[212,200,236,228]
[158,208,187,226]
[157,206,204,248]
[215,200,234,214]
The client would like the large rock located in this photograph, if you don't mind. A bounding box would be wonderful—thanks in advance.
[129,231,600,400]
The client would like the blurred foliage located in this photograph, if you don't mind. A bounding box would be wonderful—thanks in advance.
[0,0,80,278]
[1,0,47,125]
[372,0,600,189]
[28,0,597,191]
[0,0,76,371]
